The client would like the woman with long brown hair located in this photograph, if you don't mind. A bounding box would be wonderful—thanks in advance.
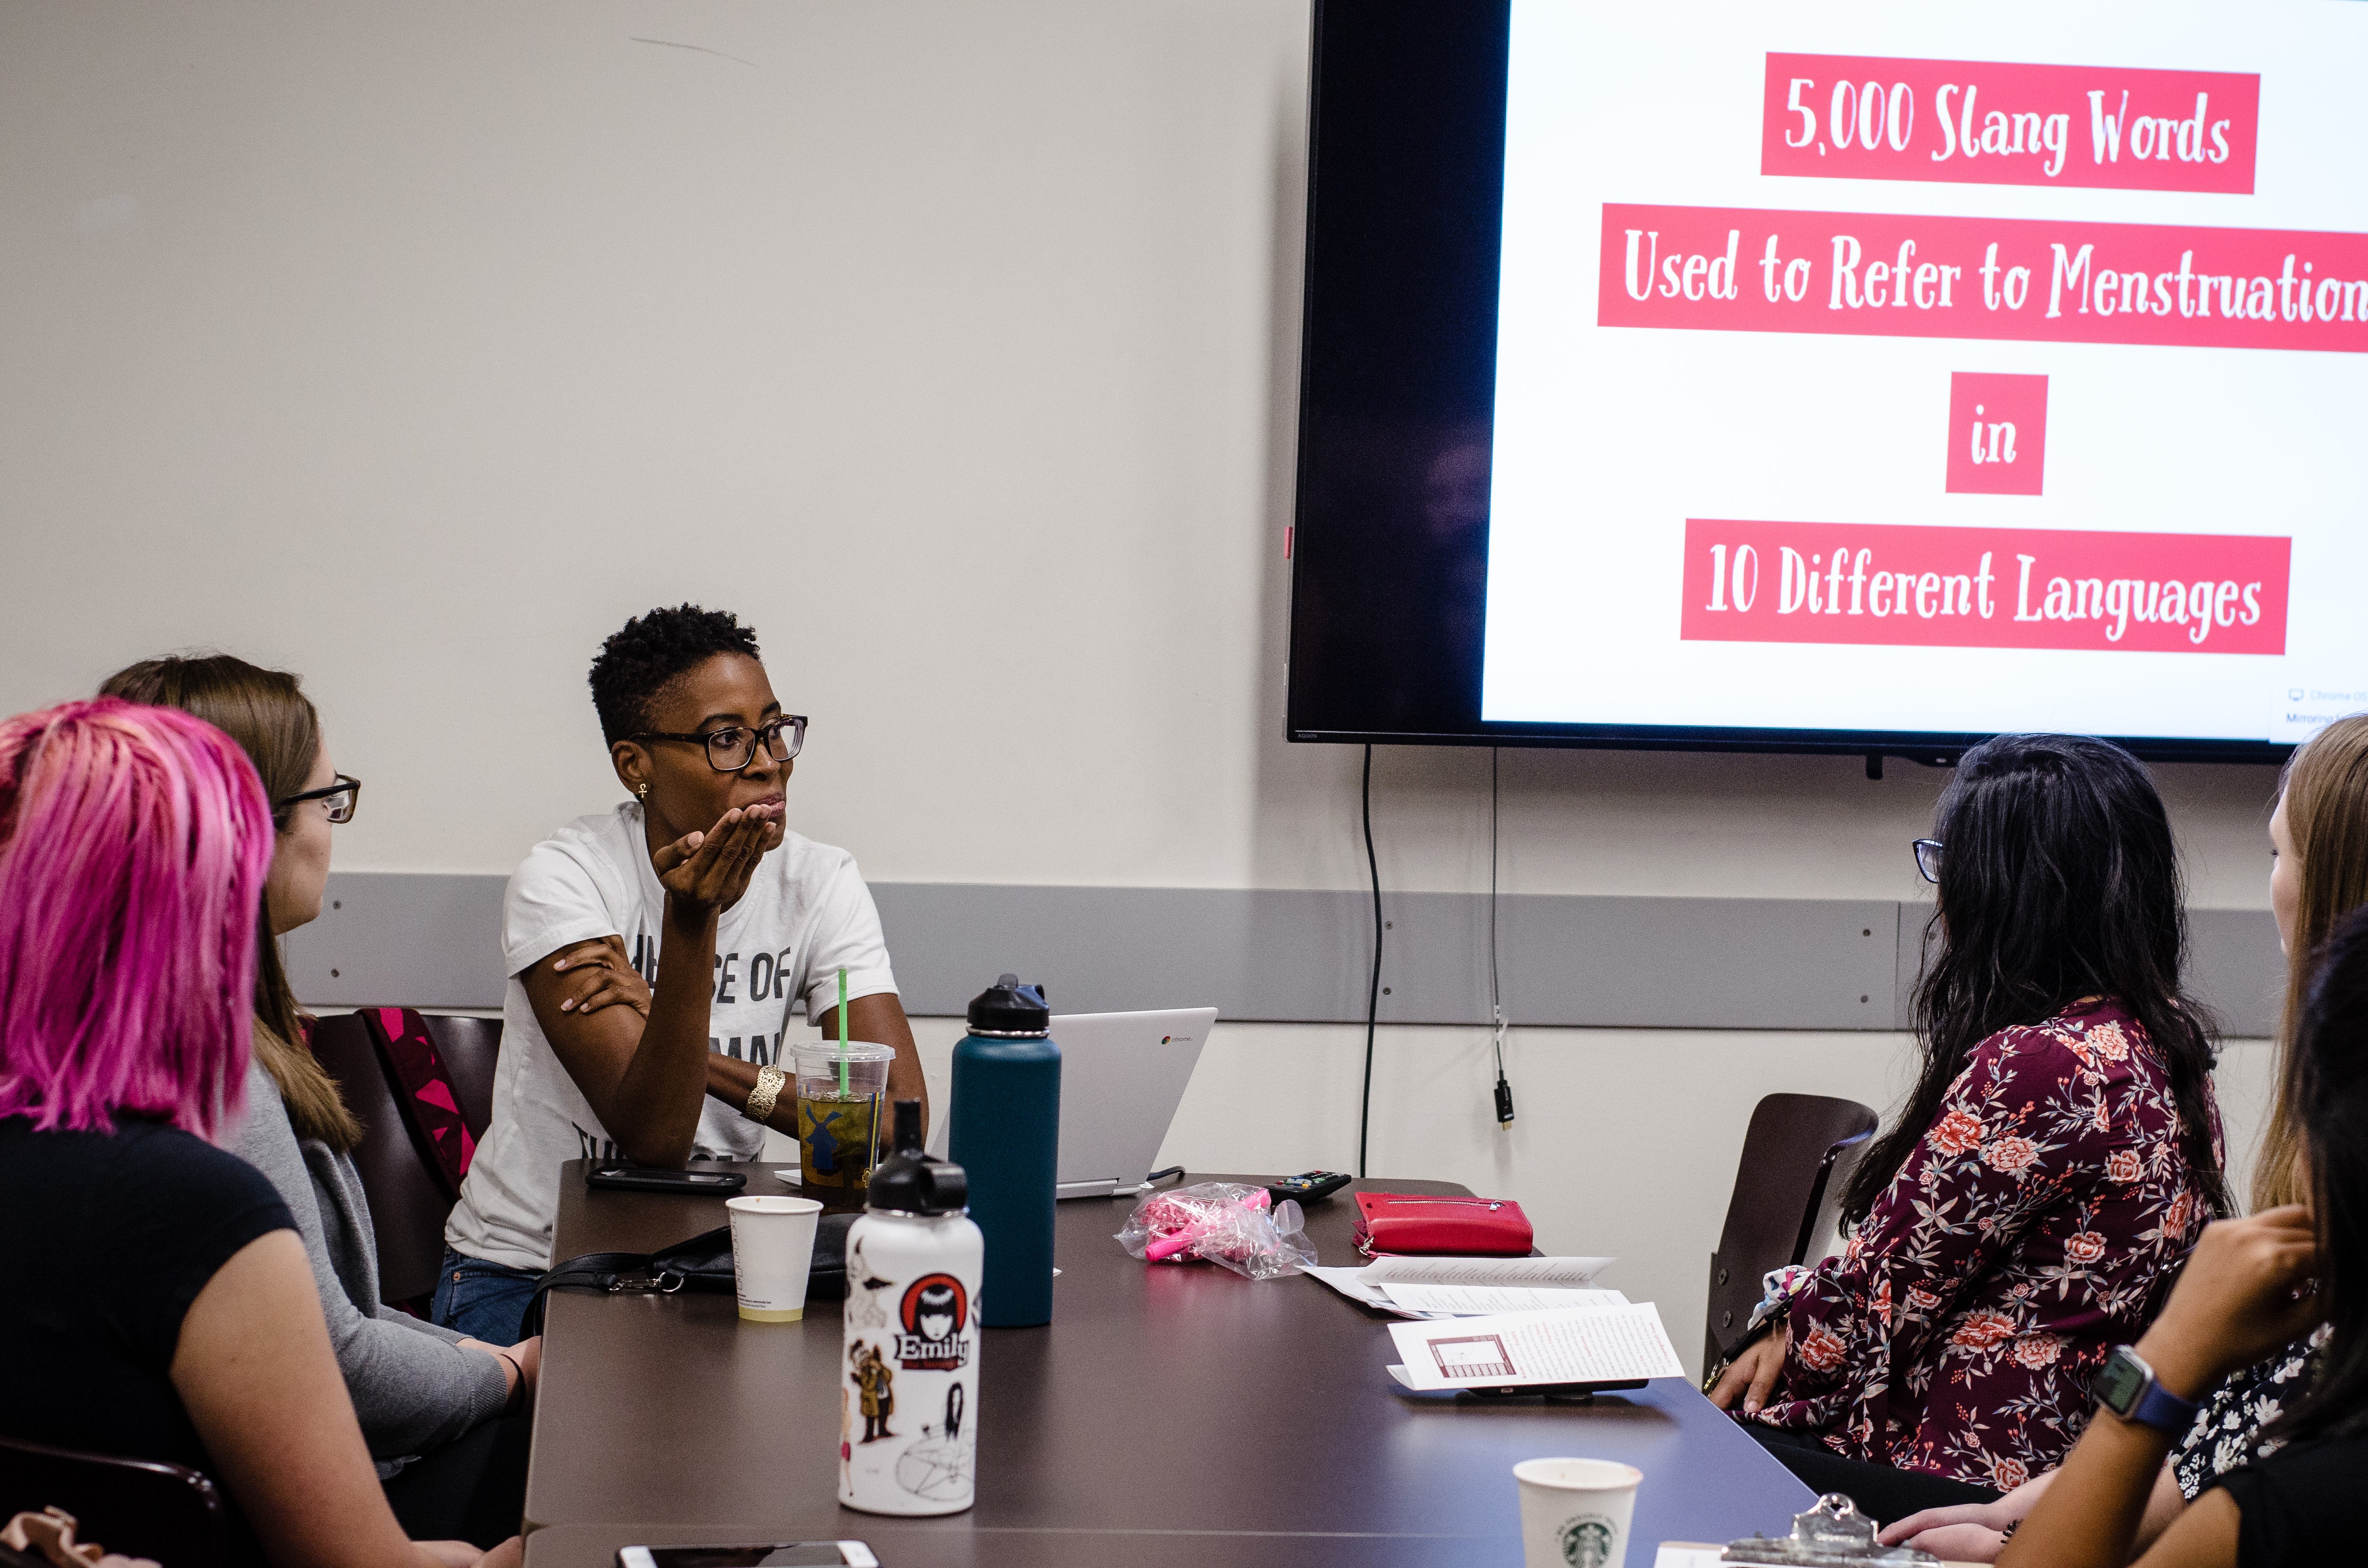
[101,654,538,1546]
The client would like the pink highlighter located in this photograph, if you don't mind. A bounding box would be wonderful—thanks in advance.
[1138,1187,1271,1262]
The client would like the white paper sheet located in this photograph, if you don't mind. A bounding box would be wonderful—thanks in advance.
[1305,1255,1617,1316]
[1302,1264,1397,1310]
[1384,1302,1684,1389]
[1365,1255,1614,1287]
[1378,1283,1628,1315]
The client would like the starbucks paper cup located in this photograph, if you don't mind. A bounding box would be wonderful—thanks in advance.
[1515,1457,1641,1568]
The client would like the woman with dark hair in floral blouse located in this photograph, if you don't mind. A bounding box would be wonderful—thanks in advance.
[1709,734,2228,1523]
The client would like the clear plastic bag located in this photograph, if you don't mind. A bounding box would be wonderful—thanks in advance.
[1114,1181,1317,1281]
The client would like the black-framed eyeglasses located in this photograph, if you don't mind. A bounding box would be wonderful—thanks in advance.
[633,715,808,773]
[1913,838,1944,884]
[278,774,362,825]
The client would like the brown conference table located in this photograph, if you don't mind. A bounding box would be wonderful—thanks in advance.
[521,1162,1813,1567]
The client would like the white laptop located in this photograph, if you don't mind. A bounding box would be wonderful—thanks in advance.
[928,1007,1215,1199]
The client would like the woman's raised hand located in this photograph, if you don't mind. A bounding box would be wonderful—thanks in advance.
[651,801,784,917]
[1707,1322,1790,1414]
[551,935,652,1018]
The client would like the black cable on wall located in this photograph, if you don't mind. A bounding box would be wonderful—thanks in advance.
[1357,743,1382,1178]
[1491,747,1514,1125]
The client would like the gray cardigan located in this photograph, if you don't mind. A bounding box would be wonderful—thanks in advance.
[230,1061,509,1478]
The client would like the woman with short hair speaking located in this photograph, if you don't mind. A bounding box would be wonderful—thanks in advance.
[1710,735,2226,1519]
[436,604,924,1341]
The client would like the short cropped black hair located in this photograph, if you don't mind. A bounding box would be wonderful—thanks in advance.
[588,604,762,746]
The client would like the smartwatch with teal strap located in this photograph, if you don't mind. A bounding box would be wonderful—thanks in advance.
[2091,1344,2200,1435]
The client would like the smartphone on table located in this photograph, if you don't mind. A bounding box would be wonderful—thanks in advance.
[617,1546,876,1568]
[586,1165,749,1195]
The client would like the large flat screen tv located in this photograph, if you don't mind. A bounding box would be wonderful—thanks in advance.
[1285,0,2368,761]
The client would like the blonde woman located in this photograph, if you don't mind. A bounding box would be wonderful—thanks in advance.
[2255,714,2368,1209]
[103,654,555,1547]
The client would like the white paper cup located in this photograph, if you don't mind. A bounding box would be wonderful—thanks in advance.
[726,1194,823,1322]
[1514,1457,1641,1568]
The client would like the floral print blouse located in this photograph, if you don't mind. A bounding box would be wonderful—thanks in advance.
[1749,997,2220,1491]
[2171,1327,2328,1499]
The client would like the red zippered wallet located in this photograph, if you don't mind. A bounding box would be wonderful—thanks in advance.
[1352,1191,1535,1257]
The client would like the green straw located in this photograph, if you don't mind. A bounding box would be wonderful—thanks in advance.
[836,966,849,1097]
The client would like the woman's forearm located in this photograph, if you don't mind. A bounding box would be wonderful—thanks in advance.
[604,897,722,1164]
[332,1293,509,1456]
[175,1232,429,1568]
[2131,1461,2190,1556]
[707,1052,798,1133]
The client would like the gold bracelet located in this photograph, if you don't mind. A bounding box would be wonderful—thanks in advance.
[744,1064,788,1124]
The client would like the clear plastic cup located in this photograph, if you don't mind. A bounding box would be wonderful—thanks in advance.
[792,1040,896,1209]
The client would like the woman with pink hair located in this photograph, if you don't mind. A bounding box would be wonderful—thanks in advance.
[0,699,518,1568]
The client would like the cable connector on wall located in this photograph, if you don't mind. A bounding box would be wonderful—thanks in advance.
[1492,1005,1514,1126]
[1488,750,1515,1128]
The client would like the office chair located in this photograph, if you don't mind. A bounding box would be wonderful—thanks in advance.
[427,1014,501,1139]
[310,1011,500,1308]
[1702,1092,1878,1376]
[0,1435,226,1568]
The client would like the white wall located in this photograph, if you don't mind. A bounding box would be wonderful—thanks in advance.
[0,0,2286,905]
[3,1,2292,1378]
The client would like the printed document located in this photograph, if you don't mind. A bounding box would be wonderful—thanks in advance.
[1384,1302,1685,1390]
[1379,1283,1628,1315]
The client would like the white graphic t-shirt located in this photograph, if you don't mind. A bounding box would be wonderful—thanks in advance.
[444,802,898,1271]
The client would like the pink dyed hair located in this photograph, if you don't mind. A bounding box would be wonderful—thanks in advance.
[0,698,274,1138]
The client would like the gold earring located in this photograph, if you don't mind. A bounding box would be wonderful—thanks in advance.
[636,782,649,801]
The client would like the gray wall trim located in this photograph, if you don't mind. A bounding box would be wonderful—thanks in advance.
[283,873,507,1012]
[876,885,1900,1030]
[1884,901,2281,1040]
[2187,906,2289,1044]
[284,873,2285,1037]
[1895,904,1935,1033]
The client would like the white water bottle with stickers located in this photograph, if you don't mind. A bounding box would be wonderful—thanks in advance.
[839,1098,984,1515]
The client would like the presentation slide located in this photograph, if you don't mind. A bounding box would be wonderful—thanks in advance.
[1479,1,2368,743]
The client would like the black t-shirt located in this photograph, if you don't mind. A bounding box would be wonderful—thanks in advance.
[0,1113,293,1475]
[2208,1433,2368,1567]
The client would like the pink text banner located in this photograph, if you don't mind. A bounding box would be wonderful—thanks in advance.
[1760,54,2258,194]
[1600,203,2368,353]
[1680,518,2289,654]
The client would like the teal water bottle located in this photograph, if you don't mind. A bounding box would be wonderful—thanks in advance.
[948,974,1060,1327]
